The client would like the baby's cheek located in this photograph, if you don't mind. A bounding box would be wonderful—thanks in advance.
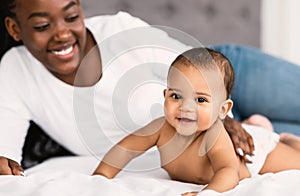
[197,108,213,126]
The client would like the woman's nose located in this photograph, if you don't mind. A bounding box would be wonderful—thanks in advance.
[53,24,71,42]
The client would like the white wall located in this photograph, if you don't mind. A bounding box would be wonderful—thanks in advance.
[261,0,300,65]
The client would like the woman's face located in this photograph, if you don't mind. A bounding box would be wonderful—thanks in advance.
[11,0,87,82]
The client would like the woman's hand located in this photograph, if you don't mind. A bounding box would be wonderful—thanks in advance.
[224,116,254,163]
[0,156,24,175]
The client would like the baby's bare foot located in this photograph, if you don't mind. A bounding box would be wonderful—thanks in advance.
[243,114,274,131]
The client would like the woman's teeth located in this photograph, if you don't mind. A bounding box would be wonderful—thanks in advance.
[52,45,73,56]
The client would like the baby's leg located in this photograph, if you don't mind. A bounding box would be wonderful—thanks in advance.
[280,133,300,151]
[259,141,300,174]
[243,114,274,131]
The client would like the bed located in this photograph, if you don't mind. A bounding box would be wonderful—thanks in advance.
[2,151,300,196]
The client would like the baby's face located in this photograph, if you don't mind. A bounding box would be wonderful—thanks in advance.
[164,62,226,136]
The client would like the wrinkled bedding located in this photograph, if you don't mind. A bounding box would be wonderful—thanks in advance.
[1,153,300,196]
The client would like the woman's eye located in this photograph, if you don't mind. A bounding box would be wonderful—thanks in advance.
[33,23,50,31]
[171,93,181,99]
[66,14,79,22]
[196,97,206,103]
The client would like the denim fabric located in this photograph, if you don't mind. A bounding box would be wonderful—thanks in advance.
[210,44,300,135]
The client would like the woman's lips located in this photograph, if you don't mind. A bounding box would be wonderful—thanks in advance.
[48,43,78,61]
[50,44,74,56]
[51,45,74,56]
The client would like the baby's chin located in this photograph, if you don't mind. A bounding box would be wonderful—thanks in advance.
[176,125,198,137]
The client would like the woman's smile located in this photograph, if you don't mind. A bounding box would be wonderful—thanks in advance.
[48,42,77,61]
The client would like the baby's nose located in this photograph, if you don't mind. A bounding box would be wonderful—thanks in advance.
[180,98,197,112]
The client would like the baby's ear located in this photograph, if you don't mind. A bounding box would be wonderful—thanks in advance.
[163,89,167,98]
[219,99,233,120]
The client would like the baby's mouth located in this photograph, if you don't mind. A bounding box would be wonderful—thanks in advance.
[178,117,196,123]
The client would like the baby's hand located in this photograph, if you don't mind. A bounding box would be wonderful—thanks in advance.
[181,191,198,196]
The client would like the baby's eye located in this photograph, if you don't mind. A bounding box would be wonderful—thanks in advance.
[171,93,181,100]
[196,97,206,103]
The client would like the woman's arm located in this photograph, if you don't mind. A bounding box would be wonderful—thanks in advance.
[92,117,164,178]
[0,50,32,175]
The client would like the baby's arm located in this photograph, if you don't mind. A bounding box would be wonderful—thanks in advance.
[92,117,164,178]
[204,120,240,192]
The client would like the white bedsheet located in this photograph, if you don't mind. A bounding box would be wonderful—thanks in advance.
[1,154,300,196]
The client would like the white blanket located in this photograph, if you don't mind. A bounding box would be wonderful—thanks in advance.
[1,154,300,196]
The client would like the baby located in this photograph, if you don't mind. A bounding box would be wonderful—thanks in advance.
[93,48,300,195]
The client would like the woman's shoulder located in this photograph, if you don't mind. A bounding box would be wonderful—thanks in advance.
[84,11,149,39]
[0,46,39,80]
[1,46,31,64]
[1,46,31,70]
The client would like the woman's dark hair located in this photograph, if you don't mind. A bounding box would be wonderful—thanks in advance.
[0,0,22,60]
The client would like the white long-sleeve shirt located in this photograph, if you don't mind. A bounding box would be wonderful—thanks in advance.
[0,12,191,163]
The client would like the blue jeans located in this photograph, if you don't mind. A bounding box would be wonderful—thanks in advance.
[210,44,300,135]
